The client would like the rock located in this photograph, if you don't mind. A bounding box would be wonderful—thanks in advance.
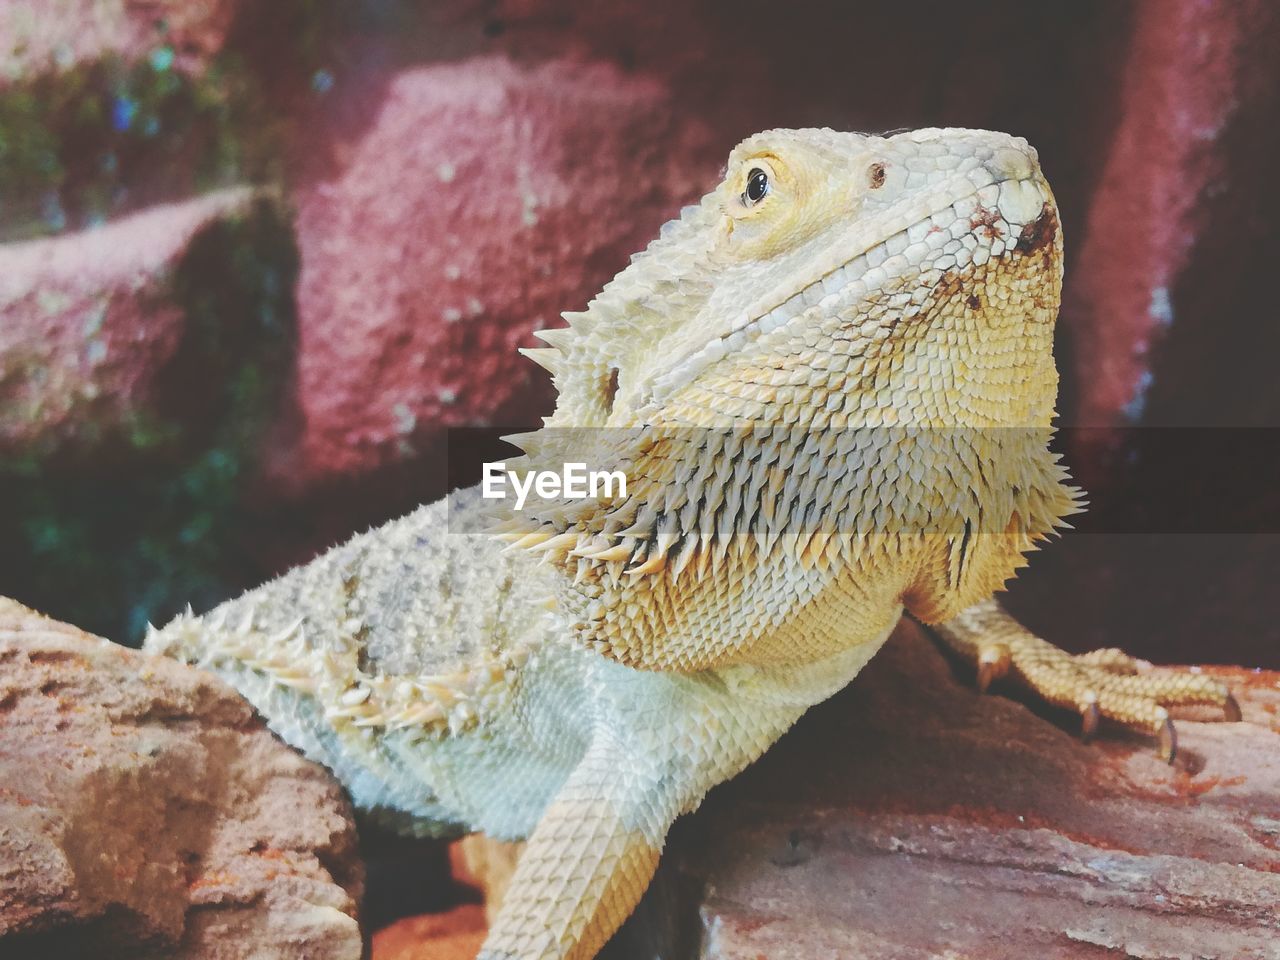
[272,55,719,491]
[0,0,243,83]
[441,621,1280,959]
[1059,0,1280,429]
[0,0,271,242]
[0,187,260,455]
[371,904,487,960]
[0,598,364,959]
[0,187,298,645]
[669,621,1280,959]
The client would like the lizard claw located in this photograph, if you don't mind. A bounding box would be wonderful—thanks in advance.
[932,601,1239,760]
[1223,692,1243,723]
[1079,696,1100,742]
[1156,715,1178,764]
[1143,689,1238,764]
[976,642,1011,694]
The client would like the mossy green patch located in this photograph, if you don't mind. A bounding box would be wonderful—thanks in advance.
[0,51,276,241]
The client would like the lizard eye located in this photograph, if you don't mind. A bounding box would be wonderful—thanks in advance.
[743,167,770,205]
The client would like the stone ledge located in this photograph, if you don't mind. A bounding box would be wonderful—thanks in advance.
[664,620,1280,960]
[0,598,364,959]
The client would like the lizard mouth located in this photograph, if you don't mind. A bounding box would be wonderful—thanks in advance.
[644,167,1055,409]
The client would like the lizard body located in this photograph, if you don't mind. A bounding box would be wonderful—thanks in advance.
[147,127,1235,959]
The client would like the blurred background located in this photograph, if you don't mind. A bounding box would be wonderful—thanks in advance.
[0,0,1277,667]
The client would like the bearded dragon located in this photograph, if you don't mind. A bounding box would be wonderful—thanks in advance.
[146,127,1239,960]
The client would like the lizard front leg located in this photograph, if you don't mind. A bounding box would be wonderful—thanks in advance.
[931,599,1240,761]
[477,735,675,960]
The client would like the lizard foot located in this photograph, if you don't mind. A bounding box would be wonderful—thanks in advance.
[931,599,1240,763]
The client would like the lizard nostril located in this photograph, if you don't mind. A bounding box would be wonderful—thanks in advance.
[985,146,1036,183]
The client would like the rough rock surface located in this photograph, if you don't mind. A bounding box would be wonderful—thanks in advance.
[273,55,717,489]
[437,620,1280,960]
[1060,0,1280,427]
[0,598,363,959]
[0,187,257,454]
[0,0,242,82]
[372,904,487,960]
[675,621,1280,959]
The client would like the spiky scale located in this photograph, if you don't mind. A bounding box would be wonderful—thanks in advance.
[519,347,567,377]
[534,327,575,349]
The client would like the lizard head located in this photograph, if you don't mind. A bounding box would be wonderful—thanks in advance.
[507,128,1078,670]
[524,126,1063,432]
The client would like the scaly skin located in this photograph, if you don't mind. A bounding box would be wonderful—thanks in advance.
[147,128,1236,959]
